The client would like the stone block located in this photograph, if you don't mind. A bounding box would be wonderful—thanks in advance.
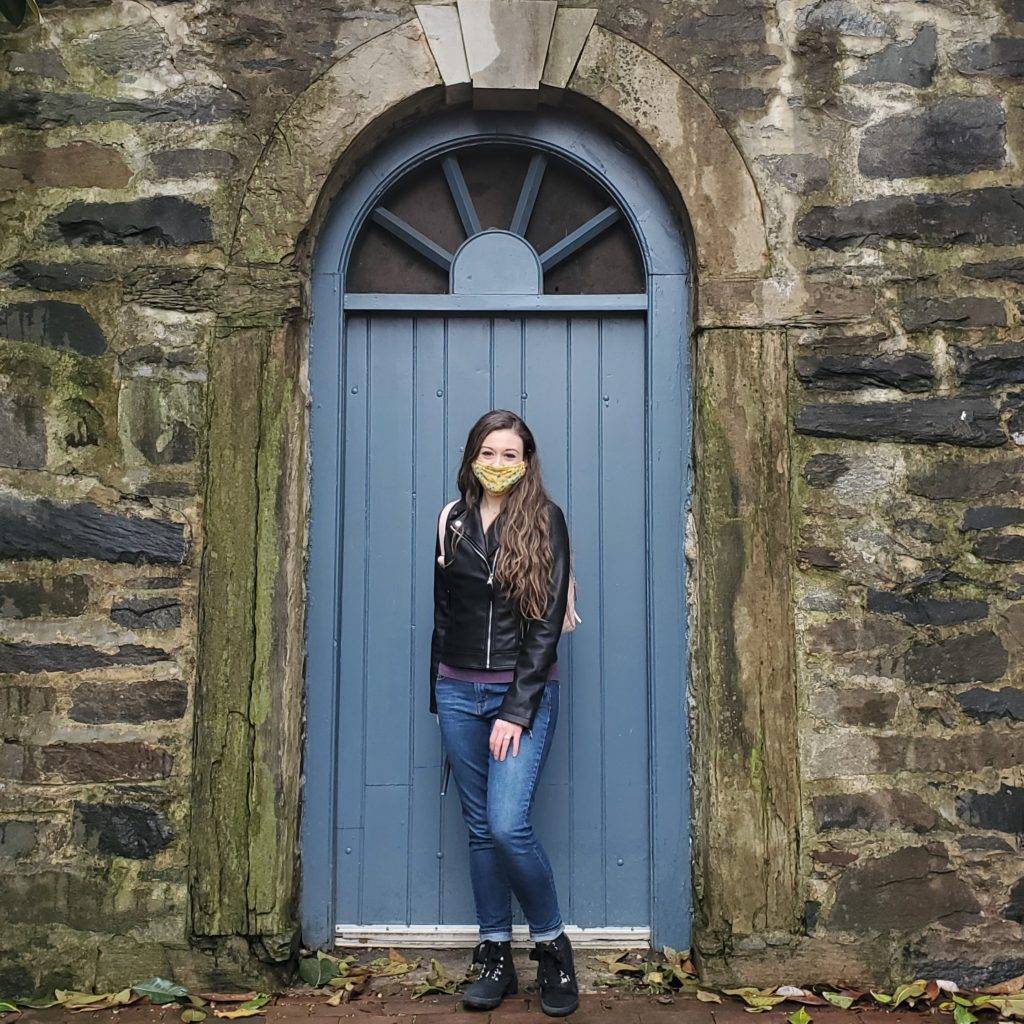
[109,596,181,630]
[69,678,188,724]
[0,490,187,564]
[904,631,1008,684]
[0,394,46,470]
[0,300,106,355]
[859,97,1005,179]
[795,397,1004,446]
[952,342,1024,387]
[23,741,173,783]
[149,148,237,180]
[795,352,933,391]
[867,589,988,626]
[46,197,213,247]
[797,187,1024,250]
[973,535,1024,563]
[956,785,1024,832]
[846,24,936,86]
[0,641,170,674]
[962,507,1024,531]
[73,802,174,858]
[1,261,115,292]
[956,687,1024,723]
[0,574,89,618]
[908,456,1024,499]
[901,296,1006,331]
[962,257,1024,283]
[119,379,201,466]
[830,845,979,931]
[812,791,938,832]
[757,154,830,195]
[0,142,131,189]
[953,35,1024,77]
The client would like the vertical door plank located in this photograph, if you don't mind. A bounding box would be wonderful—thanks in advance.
[565,316,604,928]
[600,315,650,926]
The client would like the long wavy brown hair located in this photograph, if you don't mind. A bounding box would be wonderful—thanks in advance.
[454,410,554,621]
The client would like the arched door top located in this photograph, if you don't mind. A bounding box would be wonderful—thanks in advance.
[315,107,690,288]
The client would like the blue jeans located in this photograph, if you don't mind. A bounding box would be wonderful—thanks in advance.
[435,676,564,942]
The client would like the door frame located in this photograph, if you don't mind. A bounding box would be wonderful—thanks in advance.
[303,106,693,949]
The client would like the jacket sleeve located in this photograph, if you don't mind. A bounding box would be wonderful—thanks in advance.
[496,503,570,730]
[429,508,451,716]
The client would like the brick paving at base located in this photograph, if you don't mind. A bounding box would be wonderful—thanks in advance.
[11,942,955,1024]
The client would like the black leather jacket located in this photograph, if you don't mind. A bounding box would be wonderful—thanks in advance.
[430,496,570,730]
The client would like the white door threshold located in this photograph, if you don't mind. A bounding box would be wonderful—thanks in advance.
[334,924,650,948]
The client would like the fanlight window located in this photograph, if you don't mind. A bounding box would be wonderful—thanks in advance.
[346,143,646,296]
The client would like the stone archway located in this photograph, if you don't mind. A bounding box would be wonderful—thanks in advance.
[190,10,800,981]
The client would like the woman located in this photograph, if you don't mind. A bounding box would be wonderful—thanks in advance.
[430,409,579,1017]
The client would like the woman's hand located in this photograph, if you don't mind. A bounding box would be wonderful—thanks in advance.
[490,717,523,761]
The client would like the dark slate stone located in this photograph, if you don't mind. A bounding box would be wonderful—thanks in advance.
[73,802,173,858]
[959,834,1015,851]
[803,900,820,935]
[846,24,936,86]
[867,588,988,625]
[802,452,850,486]
[909,457,1024,500]
[812,791,938,832]
[831,686,899,727]
[953,35,1024,77]
[795,352,933,391]
[901,296,1006,332]
[7,50,69,81]
[952,342,1024,387]
[796,187,1024,251]
[109,596,181,629]
[0,88,243,128]
[0,641,169,674]
[24,741,172,783]
[1004,878,1024,922]
[1,261,115,291]
[957,687,1024,724]
[962,257,1024,283]
[859,97,1005,179]
[904,631,1008,685]
[69,678,187,724]
[0,490,187,565]
[713,86,769,111]
[758,153,830,195]
[0,300,106,355]
[0,394,46,470]
[794,397,1004,447]
[795,0,894,37]
[0,574,89,618]
[905,957,1024,991]
[830,845,979,932]
[0,820,37,859]
[962,507,1024,531]
[47,197,213,247]
[956,785,1024,832]
[973,534,1024,563]
[149,147,237,180]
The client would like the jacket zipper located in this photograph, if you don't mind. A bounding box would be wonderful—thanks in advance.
[451,522,498,667]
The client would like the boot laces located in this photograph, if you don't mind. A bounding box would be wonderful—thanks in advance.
[530,940,574,988]
[472,939,508,981]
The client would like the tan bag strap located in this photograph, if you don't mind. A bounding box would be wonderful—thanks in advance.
[436,499,459,567]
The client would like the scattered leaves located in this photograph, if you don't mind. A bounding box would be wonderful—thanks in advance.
[210,995,270,1019]
[789,1007,813,1024]
[410,957,468,1000]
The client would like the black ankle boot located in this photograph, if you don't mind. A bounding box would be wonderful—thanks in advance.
[460,938,518,1010]
[529,930,579,1016]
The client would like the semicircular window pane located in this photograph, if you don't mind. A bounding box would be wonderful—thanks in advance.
[346,142,645,296]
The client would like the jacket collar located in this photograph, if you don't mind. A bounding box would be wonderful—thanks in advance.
[455,498,503,557]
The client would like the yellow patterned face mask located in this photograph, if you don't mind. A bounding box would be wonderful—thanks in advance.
[472,458,526,494]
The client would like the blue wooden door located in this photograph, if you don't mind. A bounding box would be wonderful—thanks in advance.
[303,110,692,950]
[334,312,652,935]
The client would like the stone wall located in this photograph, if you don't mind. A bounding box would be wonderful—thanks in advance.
[1,0,1022,997]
